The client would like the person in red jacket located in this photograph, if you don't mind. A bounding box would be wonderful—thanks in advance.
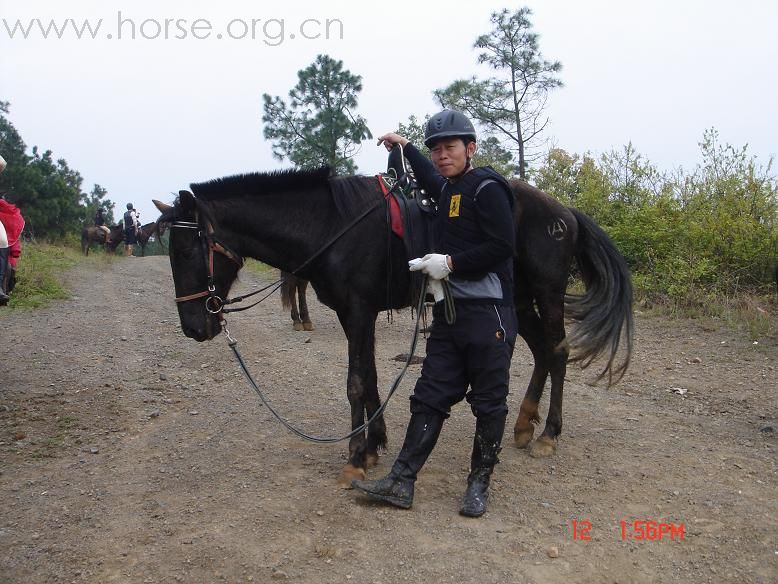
[0,154,25,305]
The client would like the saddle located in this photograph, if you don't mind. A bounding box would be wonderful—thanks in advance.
[378,146,438,306]
[380,146,436,262]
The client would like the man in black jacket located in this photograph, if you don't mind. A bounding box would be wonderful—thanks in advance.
[352,110,518,517]
[123,203,140,257]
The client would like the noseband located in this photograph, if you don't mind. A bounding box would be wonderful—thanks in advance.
[171,218,243,314]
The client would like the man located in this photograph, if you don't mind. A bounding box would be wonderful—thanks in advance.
[352,110,518,517]
[94,207,111,242]
[0,154,24,306]
[123,203,140,257]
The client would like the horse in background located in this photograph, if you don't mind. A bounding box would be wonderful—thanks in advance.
[137,221,168,256]
[81,224,124,255]
[280,271,314,331]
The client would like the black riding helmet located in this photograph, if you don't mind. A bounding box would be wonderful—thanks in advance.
[126,203,134,210]
[424,110,477,148]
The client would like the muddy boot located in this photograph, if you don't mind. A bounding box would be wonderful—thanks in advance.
[352,410,444,509]
[460,413,506,517]
[0,247,10,305]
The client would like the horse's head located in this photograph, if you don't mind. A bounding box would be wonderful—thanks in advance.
[154,192,243,341]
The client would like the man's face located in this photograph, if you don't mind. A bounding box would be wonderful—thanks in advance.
[430,138,476,178]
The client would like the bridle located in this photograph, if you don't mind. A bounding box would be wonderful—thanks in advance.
[171,216,245,315]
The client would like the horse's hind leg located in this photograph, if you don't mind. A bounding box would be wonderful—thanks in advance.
[513,295,548,449]
[527,292,568,458]
[288,281,304,331]
[298,279,314,331]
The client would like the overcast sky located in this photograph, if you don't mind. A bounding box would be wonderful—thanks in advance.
[2,0,776,222]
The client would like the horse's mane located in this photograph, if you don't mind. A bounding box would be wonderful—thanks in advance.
[189,166,382,221]
[190,166,333,200]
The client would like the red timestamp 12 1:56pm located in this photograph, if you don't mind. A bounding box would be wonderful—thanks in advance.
[571,520,685,541]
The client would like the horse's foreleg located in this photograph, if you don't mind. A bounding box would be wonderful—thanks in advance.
[336,309,385,487]
[361,319,386,468]
[298,279,314,331]
[527,295,567,458]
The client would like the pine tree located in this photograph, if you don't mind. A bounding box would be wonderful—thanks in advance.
[435,7,562,179]
[262,55,371,174]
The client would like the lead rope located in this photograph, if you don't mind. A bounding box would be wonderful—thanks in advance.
[221,274,431,443]
[441,279,456,325]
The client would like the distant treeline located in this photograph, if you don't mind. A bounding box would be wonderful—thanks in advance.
[531,130,777,303]
[0,101,116,239]
[2,101,775,301]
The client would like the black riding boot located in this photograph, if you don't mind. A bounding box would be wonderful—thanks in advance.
[352,410,445,509]
[0,247,10,305]
[460,413,506,517]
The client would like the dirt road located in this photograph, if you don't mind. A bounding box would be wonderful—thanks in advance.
[1,256,776,583]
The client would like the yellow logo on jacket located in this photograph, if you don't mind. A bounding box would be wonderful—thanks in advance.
[449,194,461,217]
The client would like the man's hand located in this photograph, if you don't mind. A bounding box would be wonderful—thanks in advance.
[377,133,410,152]
[408,254,452,280]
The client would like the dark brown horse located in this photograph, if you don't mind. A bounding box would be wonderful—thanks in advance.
[280,271,314,330]
[81,224,123,255]
[137,221,168,256]
[153,167,633,485]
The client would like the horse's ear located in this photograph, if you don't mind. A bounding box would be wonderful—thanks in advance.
[153,199,172,213]
[178,190,196,213]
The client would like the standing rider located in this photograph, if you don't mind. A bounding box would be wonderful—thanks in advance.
[351,110,518,517]
[123,203,140,257]
[0,154,25,306]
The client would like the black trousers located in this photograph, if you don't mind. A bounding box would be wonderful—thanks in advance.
[411,302,518,419]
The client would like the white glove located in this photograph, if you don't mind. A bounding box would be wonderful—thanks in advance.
[408,254,451,280]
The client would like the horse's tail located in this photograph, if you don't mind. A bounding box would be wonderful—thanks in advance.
[280,271,293,310]
[564,208,634,385]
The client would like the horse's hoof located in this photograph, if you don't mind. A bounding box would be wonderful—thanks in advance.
[365,453,379,468]
[514,427,534,449]
[337,464,366,488]
[303,322,315,331]
[528,436,557,458]
[293,321,304,331]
